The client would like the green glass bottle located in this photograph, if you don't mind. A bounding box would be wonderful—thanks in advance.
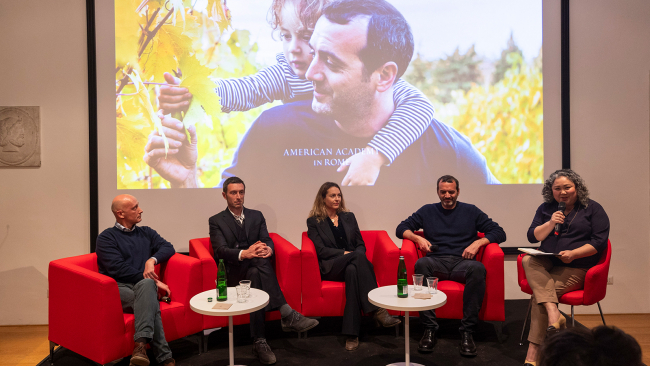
[397,256,408,298]
[217,259,228,301]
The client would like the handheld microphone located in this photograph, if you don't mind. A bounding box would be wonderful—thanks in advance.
[555,202,566,235]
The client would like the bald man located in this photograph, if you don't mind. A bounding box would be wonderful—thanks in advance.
[96,195,176,366]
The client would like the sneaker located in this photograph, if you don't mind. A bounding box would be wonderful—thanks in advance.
[280,310,319,333]
[161,358,175,366]
[252,338,277,365]
[129,341,149,366]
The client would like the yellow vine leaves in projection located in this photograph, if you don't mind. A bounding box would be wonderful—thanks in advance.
[443,54,543,184]
[178,54,222,131]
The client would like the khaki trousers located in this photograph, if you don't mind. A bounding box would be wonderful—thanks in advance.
[522,255,587,344]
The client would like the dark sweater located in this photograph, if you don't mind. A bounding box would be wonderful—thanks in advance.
[527,199,609,269]
[396,202,506,257]
[96,226,175,284]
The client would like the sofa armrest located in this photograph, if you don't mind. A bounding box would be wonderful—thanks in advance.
[48,259,125,349]
[400,238,419,285]
[189,238,217,293]
[372,231,400,287]
[301,232,322,299]
[271,233,301,310]
[159,253,202,305]
[480,243,505,321]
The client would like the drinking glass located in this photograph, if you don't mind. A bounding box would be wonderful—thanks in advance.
[235,285,246,303]
[239,280,251,298]
[427,277,438,294]
[413,274,424,291]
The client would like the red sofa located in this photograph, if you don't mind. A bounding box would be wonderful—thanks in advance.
[300,230,401,317]
[400,232,505,340]
[188,234,302,334]
[48,253,203,365]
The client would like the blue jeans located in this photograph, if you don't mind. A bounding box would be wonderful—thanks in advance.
[118,279,172,363]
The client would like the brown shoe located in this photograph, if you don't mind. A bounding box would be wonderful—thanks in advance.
[345,336,359,351]
[374,308,401,328]
[162,358,175,366]
[130,342,149,366]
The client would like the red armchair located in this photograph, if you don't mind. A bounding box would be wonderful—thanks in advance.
[189,233,301,345]
[517,239,612,344]
[400,232,505,340]
[48,253,203,365]
[300,230,401,318]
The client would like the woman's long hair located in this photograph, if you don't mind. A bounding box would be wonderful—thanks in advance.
[308,182,348,222]
[541,169,590,207]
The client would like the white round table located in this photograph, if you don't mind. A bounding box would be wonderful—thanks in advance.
[368,285,447,366]
[190,288,269,366]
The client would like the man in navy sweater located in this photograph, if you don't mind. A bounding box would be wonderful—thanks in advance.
[96,194,176,366]
[396,175,506,357]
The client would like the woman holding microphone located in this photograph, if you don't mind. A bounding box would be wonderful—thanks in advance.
[522,169,610,366]
[307,182,400,351]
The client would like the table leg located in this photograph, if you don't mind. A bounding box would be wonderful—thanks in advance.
[387,311,424,366]
[405,311,410,366]
[229,316,234,366]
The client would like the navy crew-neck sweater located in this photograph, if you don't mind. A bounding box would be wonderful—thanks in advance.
[96,226,175,284]
[396,202,506,257]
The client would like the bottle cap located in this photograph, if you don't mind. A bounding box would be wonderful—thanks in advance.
[399,255,404,258]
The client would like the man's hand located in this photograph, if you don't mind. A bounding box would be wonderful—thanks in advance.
[557,250,576,264]
[413,235,433,253]
[241,242,264,260]
[158,72,193,115]
[344,251,351,255]
[155,280,171,299]
[338,147,388,186]
[143,258,158,280]
[143,114,198,188]
[253,241,273,258]
[462,238,489,259]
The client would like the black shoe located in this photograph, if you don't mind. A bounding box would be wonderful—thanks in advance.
[252,338,277,365]
[281,310,319,333]
[459,331,477,357]
[418,328,436,353]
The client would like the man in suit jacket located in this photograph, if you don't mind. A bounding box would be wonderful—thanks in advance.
[209,176,318,365]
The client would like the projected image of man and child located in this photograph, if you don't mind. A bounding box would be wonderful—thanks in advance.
[136,0,541,188]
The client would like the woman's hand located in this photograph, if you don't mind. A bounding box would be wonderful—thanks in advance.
[557,250,576,263]
[550,211,565,226]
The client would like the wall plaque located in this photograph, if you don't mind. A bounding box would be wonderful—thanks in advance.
[0,106,40,167]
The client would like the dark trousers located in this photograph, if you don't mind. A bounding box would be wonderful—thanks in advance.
[321,251,379,336]
[414,255,486,333]
[118,279,172,363]
[228,257,287,338]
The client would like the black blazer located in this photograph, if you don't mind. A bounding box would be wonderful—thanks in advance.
[209,207,274,267]
[306,211,366,275]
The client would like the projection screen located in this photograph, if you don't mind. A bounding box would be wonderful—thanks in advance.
[95,0,562,250]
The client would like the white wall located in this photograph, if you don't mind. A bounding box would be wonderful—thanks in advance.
[0,0,649,324]
[0,0,89,324]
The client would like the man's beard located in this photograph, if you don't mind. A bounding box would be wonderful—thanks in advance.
[312,83,375,128]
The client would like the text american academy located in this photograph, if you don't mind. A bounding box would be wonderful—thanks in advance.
[283,148,379,156]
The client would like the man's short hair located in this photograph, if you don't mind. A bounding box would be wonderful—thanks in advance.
[223,176,245,193]
[437,175,459,190]
[322,0,414,81]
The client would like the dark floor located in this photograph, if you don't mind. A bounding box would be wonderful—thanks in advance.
[47,299,540,366]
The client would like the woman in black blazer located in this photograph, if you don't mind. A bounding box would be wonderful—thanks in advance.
[307,182,400,351]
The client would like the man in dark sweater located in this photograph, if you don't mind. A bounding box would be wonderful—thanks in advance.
[396,175,506,357]
[96,194,176,366]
